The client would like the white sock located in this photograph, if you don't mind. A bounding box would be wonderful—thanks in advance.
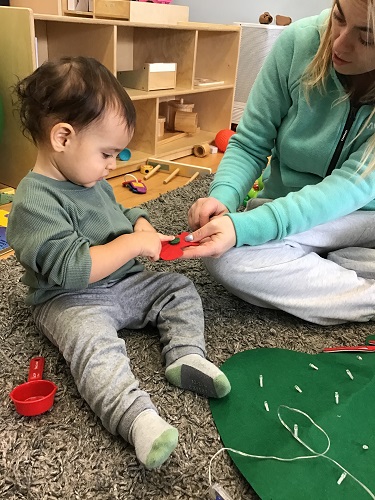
[129,409,178,469]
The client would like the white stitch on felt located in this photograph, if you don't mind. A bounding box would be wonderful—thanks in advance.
[346,369,354,380]
[337,472,347,485]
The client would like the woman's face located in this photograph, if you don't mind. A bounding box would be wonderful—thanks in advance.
[331,0,375,74]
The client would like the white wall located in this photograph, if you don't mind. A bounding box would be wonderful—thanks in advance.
[172,0,333,25]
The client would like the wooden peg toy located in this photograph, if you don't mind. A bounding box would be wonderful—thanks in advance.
[163,168,180,184]
[144,164,161,180]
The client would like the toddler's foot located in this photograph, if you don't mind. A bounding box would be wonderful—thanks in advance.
[165,354,231,398]
[130,409,178,469]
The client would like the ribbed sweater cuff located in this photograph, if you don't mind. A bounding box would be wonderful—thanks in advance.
[226,205,279,247]
[208,186,240,213]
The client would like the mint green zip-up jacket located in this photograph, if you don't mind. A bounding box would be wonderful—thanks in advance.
[209,10,375,247]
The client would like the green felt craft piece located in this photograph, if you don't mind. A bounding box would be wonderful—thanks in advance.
[210,347,375,500]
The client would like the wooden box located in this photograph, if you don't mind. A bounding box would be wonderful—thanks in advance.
[93,0,189,23]
[10,0,63,15]
[118,63,177,91]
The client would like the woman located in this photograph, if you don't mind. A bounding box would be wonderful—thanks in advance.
[184,0,375,325]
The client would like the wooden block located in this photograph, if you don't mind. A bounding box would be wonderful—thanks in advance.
[10,0,63,15]
[157,116,166,139]
[94,0,129,19]
[193,143,210,158]
[174,110,198,134]
[93,0,189,24]
[118,63,176,92]
[157,131,188,146]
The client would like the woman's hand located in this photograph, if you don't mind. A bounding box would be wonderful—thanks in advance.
[188,197,229,230]
[182,215,237,259]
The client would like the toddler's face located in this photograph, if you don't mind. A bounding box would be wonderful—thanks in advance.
[61,109,133,188]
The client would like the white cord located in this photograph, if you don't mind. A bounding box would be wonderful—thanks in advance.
[124,174,138,182]
[209,405,374,499]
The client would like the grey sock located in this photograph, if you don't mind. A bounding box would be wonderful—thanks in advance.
[165,354,231,398]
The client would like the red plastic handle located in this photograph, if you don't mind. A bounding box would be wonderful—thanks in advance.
[27,356,45,381]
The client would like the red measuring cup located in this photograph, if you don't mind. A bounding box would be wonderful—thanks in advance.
[10,356,58,416]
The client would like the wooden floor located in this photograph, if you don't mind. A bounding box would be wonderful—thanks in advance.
[0,152,222,259]
[111,152,222,207]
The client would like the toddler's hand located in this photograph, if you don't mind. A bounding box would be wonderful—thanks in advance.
[132,231,174,261]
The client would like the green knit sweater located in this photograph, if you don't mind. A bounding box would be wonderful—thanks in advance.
[7,172,149,305]
[210,9,375,247]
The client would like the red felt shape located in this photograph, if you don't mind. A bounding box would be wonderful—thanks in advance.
[160,231,199,260]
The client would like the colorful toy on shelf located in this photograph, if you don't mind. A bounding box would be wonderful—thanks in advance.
[215,129,235,152]
[122,174,147,194]
[160,231,199,260]
[243,176,264,206]
[118,148,131,161]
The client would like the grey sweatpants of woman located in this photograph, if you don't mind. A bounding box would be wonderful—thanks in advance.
[33,270,205,442]
[204,203,375,326]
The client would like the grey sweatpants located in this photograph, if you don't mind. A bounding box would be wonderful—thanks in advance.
[204,207,375,326]
[33,270,205,442]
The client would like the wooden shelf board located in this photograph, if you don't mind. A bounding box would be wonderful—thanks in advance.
[125,84,234,101]
[34,13,241,32]
[156,129,215,156]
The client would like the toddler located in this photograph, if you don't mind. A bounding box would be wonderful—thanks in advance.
[7,56,230,469]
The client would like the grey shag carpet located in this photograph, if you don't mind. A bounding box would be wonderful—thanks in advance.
[1,174,374,500]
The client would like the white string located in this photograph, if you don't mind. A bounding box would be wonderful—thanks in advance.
[123,174,138,182]
[209,405,375,499]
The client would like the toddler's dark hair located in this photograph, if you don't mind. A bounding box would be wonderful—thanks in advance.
[13,56,136,145]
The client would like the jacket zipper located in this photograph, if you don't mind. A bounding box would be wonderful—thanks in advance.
[325,104,359,176]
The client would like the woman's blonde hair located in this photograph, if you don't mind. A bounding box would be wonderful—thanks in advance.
[303,0,375,174]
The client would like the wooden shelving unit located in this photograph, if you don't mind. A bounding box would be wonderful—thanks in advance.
[0,6,240,187]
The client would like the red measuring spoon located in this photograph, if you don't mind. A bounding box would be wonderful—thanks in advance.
[10,356,58,416]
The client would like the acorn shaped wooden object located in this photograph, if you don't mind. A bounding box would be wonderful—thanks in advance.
[276,15,292,26]
[259,12,273,24]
